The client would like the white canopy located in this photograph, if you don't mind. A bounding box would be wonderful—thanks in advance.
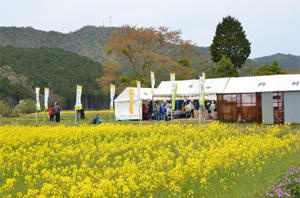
[222,74,300,94]
[114,87,153,120]
[153,78,229,101]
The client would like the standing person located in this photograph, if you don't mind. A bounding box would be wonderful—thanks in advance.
[210,101,216,120]
[160,104,166,121]
[185,102,190,118]
[80,107,85,119]
[142,103,148,120]
[55,102,61,122]
[154,102,160,121]
[189,100,195,119]
[147,101,153,120]
[166,101,172,121]
[48,105,55,121]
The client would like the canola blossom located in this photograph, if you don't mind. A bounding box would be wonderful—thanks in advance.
[0,122,299,197]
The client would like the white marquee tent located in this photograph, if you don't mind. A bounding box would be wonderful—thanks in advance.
[153,78,229,101]
[114,87,153,120]
[219,74,300,124]
[222,74,300,93]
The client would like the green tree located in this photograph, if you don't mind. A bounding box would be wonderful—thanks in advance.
[210,16,251,68]
[254,61,287,76]
[0,101,10,117]
[205,56,239,78]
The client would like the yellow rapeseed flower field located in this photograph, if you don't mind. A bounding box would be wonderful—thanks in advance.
[0,122,299,197]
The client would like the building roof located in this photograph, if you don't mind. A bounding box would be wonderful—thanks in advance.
[153,78,229,100]
[222,74,300,94]
[114,87,153,103]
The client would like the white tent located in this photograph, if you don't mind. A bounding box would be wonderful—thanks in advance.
[114,87,153,120]
[153,78,229,101]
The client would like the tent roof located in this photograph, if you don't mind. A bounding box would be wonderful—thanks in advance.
[114,87,153,102]
[222,74,300,94]
[153,78,229,98]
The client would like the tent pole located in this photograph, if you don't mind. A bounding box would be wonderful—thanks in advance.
[171,106,173,124]
[110,110,112,124]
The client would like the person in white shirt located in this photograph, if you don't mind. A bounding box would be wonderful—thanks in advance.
[210,101,216,120]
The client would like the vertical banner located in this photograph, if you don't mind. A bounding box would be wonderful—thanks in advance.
[170,73,176,109]
[199,73,205,106]
[137,81,141,121]
[151,71,155,95]
[44,88,49,110]
[172,83,177,110]
[137,81,141,108]
[110,84,116,111]
[36,87,41,111]
[76,85,83,110]
[129,89,134,115]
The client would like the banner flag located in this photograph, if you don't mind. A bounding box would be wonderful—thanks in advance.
[170,73,176,110]
[137,81,141,107]
[199,72,206,106]
[44,88,49,110]
[110,84,115,111]
[36,87,41,111]
[129,89,134,114]
[151,71,155,95]
[172,83,177,110]
[76,85,82,110]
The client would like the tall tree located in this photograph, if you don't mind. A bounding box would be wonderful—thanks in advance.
[210,16,251,68]
[98,25,198,93]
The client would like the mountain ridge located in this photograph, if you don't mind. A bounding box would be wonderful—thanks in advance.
[0,26,299,70]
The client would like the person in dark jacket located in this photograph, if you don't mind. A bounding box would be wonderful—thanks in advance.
[54,102,61,122]
[48,105,55,121]
[80,108,85,119]
[147,101,153,120]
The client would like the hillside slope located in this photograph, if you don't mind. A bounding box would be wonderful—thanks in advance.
[0,45,106,109]
[0,26,114,63]
[254,53,300,70]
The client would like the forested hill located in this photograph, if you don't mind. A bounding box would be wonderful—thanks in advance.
[0,26,115,63]
[0,45,106,109]
[0,26,211,64]
[0,26,298,71]
[254,53,300,70]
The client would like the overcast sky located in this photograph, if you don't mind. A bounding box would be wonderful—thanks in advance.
[1,0,299,58]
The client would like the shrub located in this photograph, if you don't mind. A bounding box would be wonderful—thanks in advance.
[0,100,10,117]
[13,99,36,114]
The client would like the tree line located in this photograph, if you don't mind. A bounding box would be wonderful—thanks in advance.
[0,45,107,110]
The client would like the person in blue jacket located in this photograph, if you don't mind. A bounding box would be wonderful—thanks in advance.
[160,104,166,121]
[92,114,102,124]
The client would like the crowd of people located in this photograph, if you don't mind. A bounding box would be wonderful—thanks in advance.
[141,100,215,121]
[48,100,217,124]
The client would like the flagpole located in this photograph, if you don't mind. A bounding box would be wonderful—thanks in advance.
[44,109,45,122]
[110,83,112,124]
[75,85,77,125]
[36,110,38,124]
